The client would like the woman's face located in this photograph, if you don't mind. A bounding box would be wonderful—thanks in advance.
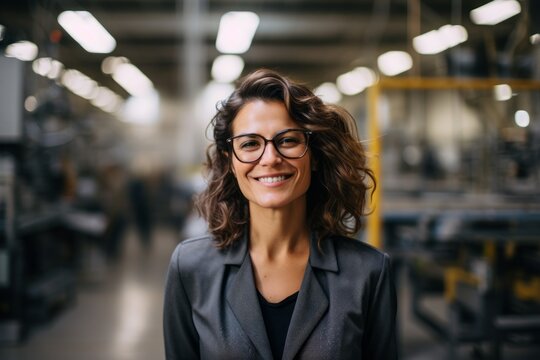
[229,99,312,212]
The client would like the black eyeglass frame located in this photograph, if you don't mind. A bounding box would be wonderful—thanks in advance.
[226,128,313,163]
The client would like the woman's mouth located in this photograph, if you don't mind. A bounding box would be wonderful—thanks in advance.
[256,175,292,183]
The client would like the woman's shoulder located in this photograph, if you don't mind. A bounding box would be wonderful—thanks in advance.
[170,234,226,272]
[327,234,390,271]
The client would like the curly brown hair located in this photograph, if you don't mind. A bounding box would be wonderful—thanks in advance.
[196,69,375,248]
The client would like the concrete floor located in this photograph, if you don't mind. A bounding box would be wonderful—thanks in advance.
[1,225,539,359]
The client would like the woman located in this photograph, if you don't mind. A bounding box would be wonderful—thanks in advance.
[164,69,397,360]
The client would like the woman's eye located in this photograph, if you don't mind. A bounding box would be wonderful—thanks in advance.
[278,137,301,147]
[239,141,261,150]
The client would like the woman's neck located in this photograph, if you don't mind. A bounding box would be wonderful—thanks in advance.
[248,201,309,259]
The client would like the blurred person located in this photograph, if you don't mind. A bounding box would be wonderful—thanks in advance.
[163,70,397,359]
[99,163,129,260]
[128,174,153,249]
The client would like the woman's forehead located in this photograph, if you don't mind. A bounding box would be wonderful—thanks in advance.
[231,100,298,135]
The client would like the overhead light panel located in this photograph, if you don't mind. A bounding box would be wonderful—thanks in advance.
[514,110,530,128]
[102,56,129,74]
[91,86,122,113]
[32,57,64,79]
[0,24,5,41]
[58,11,116,53]
[493,84,512,101]
[112,63,154,97]
[122,89,160,125]
[61,69,98,99]
[314,82,342,103]
[216,12,259,54]
[336,67,377,96]
[377,51,412,76]
[211,55,244,83]
[413,25,468,55]
[470,0,521,25]
[24,96,38,112]
[5,40,38,61]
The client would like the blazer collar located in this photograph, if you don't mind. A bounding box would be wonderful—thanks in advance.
[308,232,339,272]
[224,230,339,360]
[226,253,274,360]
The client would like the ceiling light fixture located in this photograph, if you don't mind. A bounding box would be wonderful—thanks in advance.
[32,57,64,79]
[314,82,342,103]
[112,63,154,97]
[514,110,530,128]
[377,51,412,76]
[336,67,377,96]
[216,12,260,54]
[5,40,38,61]
[58,11,116,53]
[211,55,244,83]
[0,24,5,41]
[414,25,468,55]
[470,0,521,25]
[493,84,512,101]
[101,56,129,74]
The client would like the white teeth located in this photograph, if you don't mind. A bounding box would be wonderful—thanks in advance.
[258,176,286,183]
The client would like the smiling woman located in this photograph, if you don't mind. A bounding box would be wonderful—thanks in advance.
[163,69,397,360]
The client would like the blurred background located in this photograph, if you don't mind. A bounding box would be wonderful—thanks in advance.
[1,0,540,359]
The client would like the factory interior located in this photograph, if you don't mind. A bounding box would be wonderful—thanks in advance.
[1,0,540,359]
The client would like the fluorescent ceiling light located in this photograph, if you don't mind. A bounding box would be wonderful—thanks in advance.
[91,87,122,113]
[122,89,160,124]
[112,63,154,97]
[58,11,116,53]
[0,24,5,41]
[314,82,342,103]
[493,84,512,101]
[24,96,38,112]
[61,69,98,99]
[33,57,53,76]
[197,81,235,123]
[211,55,244,82]
[102,56,129,74]
[470,0,521,25]
[5,40,38,61]
[336,67,377,96]
[216,12,259,54]
[377,51,412,76]
[32,57,64,79]
[414,25,468,55]
[514,110,529,128]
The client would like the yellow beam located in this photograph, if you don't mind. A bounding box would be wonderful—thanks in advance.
[367,84,382,248]
[378,77,540,90]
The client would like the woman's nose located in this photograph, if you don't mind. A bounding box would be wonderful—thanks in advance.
[258,141,282,165]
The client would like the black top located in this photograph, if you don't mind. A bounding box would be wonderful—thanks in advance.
[257,291,299,360]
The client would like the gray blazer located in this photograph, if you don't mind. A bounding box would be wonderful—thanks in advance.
[163,232,397,360]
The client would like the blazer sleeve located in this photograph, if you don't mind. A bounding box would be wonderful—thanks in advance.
[362,253,398,360]
[163,245,200,360]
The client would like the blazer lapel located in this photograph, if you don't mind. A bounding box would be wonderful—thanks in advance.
[281,233,338,360]
[226,236,273,360]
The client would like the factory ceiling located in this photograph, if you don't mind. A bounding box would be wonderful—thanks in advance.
[1,0,538,100]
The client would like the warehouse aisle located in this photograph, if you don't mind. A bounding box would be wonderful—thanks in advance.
[0,226,179,360]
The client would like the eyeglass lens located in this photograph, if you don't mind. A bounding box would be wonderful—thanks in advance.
[231,130,309,163]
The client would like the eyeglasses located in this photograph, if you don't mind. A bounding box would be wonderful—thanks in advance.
[226,128,313,163]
